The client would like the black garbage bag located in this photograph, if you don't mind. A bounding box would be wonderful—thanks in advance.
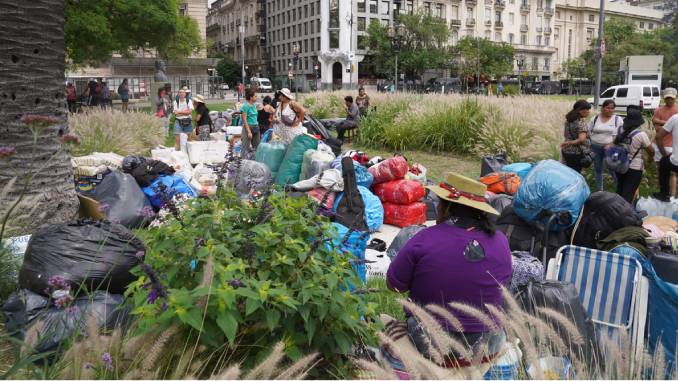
[572,191,643,249]
[515,280,600,366]
[334,157,368,231]
[2,289,130,354]
[81,170,152,228]
[480,153,509,177]
[122,156,175,187]
[19,220,145,296]
[423,182,440,221]
[386,225,426,259]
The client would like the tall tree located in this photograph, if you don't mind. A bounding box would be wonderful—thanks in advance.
[0,0,79,235]
[455,36,515,87]
[366,11,454,79]
[64,0,202,66]
[216,57,241,87]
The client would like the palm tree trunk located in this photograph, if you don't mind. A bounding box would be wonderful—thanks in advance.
[0,0,78,236]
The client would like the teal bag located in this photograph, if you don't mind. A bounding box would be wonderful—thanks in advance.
[275,134,318,185]
[255,141,287,178]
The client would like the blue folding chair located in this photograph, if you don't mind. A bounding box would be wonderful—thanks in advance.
[546,245,649,363]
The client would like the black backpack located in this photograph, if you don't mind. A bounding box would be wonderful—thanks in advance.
[572,191,643,249]
[496,205,566,263]
[334,157,368,231]
[480,153,509,177]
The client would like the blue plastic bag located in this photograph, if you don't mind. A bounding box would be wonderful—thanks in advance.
[501,163,533,180]
[513,160,589,231]
[328,222,370,283]
[142,175,197,209]
[331,157,374,188]
[334,186,384,232]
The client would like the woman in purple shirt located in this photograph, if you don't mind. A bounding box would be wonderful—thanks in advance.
[386,172,512,363]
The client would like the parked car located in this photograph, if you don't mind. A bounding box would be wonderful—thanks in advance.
[587,84,661,112]
[219,83,230,91]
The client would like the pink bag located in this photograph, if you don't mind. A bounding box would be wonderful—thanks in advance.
[373,180,425,205]
[368,156,408,185]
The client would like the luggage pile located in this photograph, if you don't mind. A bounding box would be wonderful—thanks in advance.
[371,157,427,228]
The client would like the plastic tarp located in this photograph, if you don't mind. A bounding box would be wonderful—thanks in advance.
[329,222,370,283]
[331,158,374,188]
[255,141,287,178]
[373,179,426,205]
[81,170,151,228]
[383,202,427,228]
[368,156,409,185]
[275,134,319,186]
[142,175,197,209]
[300,149,335,180]
[386,225,426,259]
[18,221,145,296]
[636,197,678,218]
[501,163,533,180]
[513,160,590,231]
[2,289,129,354]
[334,185,384,232]
[291,168,344,192]
[230,160,272,195]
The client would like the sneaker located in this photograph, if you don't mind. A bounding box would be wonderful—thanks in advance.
[653,192,671,202]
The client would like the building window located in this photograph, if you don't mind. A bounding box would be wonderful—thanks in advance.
[380,19,389,26]
[537,15,542,27]
[495,10,502,22]
[358,0,366,12]
[358,16,366,31]
[451,30,459,44]
[485,7,492,22]
[304,39,308,51]
[304,22,308,34]
[495,32,502,41]
[405,0,414,14]
[509,0,514,4]
[508,12,514,25]
[329,0,339,28]
[545,36,550,46]
[536,35,542,45]
[588,14,594,22]
[544,57,550,69]
[467,7,474,17]
[179,3,187,15]
[520,14,527,24]
[639,21,645,28]
[382,1,389,15]
[304,4,308,18]
[423,2,431,15]
[485,30,492,39]
[520,33,527,44]
[554,27,559,39]
[435,3,445,18]
[586,28,593,42]
[329,30,339,49]
[451,5,459,19]
[508,33,514,43]
[556,10,560,18]
[369,0,378,13]
[649,22,654,29]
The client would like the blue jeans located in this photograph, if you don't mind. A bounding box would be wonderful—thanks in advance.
[591,143,616,191]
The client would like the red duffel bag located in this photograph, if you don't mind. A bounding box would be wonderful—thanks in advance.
[383,202,427,227]
[368,156,408,185]
[373,179,425,205]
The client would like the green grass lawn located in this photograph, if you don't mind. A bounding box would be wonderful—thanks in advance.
[365,277,405,320]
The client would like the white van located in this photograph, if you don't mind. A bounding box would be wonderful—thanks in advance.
[250,77,273,92]
[587,84,661,112]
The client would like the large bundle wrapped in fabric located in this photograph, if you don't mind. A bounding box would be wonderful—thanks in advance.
[334,185,384,232]
[373,179,425,205]
[501,162,533,180]
[572,191,643,249]
[255,141,287,178]
[142,174,197,209]
[368,156,408,185]
[275,134,319,186]
[291,168,344,192]
[300,149,335,180]
[331,157,374,188]
[2,289,129,354]
[383,202,427,228]
[513,160,590,231]
[81,170,152,228]
[230,160,272,195]
[18,220,144,296]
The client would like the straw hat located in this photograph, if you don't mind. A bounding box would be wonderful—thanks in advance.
[192,94,205,104]
[279,87,295,100]
[426,172,499,216]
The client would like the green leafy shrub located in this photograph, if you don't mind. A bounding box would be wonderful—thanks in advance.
[474,108,535,161]
[358,100,410,149]
[69,110,165,156]
[0,243,21,302]
[129,189,377,377]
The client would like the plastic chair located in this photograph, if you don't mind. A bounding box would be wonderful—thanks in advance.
[546,245,649,364]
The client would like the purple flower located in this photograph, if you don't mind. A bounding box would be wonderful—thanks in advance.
[228,279,244,289]
[47,275,70,290]
[0,146,17,159]
[20,114,60,128]
[54,294,74,309]
[147,289,160,304]
[135,251,145,260]
[137,206,155,218]
[101,352,113,370]
[67,305,80,314]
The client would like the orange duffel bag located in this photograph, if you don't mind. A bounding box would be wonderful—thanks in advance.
[479,172,521,195]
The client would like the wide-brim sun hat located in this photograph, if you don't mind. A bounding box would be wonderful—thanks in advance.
[192,94,205,104]
[279,88,295,100]
[426,172,499,216]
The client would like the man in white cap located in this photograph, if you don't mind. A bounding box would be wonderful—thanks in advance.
[653,88,678,197]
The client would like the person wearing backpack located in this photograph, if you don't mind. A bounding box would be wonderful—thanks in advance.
[609,109,653,203]
[655,114,678,202]
[561,99,593,173]
[589,99,623,191]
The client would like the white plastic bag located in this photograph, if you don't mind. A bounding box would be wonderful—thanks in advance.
[365,249,391,279]
[190,178,217,197]
[151,146,174,164]
[292,168,344,192]
[193,164,217,186]
[170,151,193,182]
[405,163,427,185]
[180,133,188,155]
[636,196,678,218]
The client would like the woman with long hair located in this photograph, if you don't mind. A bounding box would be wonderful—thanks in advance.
[386,172,511,364]
[614,108,653,203]
[561,99,593,173]
[589,99,623,190]
[172,88,194,150]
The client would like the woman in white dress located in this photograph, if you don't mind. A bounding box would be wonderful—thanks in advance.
[272,88,306,144]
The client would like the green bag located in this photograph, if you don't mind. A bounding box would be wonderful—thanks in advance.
[255,141,287,179]
[275,134,318,186]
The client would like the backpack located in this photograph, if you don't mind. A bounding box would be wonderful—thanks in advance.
[496,205,566,263]
[334,157,369,232]
[571,191,643,249]
[605,127,641,174]
[479,172,520,195]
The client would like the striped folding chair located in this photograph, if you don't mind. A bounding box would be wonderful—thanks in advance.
[546,245,649,363]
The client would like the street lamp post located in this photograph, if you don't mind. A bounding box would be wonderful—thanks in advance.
[292,42,301,98]
[314,63,320,91]
[288,62,293,90]
[388,25,404,93]
[516,55,525,94]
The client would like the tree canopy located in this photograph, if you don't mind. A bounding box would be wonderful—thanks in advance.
[216,57,240,87]
[366,10,454,78]
[455,37,515,83]
[65,0,202,66]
